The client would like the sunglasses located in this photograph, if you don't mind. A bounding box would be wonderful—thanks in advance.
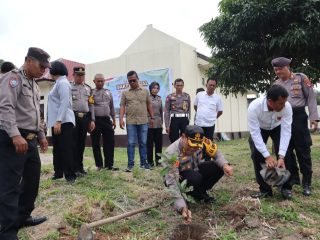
[128,80,137,83]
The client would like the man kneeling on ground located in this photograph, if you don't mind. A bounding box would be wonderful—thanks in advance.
[164,125,233,222]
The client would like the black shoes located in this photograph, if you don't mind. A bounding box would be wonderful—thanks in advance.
[75,170,87,177]
[251,190,292,200]
[66,177,76,183]
[281,189,293,200]
[51,175,63,180]
[107,166,119,171]
[203,195,216,203]
[21,216,47,228]
[303,185,312,196]
[251,191,273,199]
[192,193,216,203]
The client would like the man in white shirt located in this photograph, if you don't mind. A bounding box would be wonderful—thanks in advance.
[248,85,293,200]
[194,78,223,160]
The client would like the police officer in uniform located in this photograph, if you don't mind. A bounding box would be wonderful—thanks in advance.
[0,47,49,239]
[164,125,233,223]
[72,67,95,177]
[147,81,163,167]
[91,73,118,171]
[272,57,319,196]
[164,78,191,143]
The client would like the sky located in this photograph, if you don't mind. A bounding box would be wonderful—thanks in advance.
[0,0,220,67]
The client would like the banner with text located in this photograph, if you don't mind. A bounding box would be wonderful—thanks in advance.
[104,68,172,117]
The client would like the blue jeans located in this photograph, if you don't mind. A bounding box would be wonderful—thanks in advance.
[127,124,148,168]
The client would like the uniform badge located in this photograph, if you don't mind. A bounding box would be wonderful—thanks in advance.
[292,78,300,96]
[195,133,201,140]
[182,101,188,110]
[9,79,18,88]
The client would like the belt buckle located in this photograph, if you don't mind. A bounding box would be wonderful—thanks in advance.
[26,133,36,141]
[78,112,84,118]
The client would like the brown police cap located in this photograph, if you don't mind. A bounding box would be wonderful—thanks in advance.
[185,125,204,148]
[27,47,51,68]
[73,66,85,75]
[271,57,291,67]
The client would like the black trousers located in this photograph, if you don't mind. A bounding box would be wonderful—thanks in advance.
[0,130,41,240]
[73,113,90,172]
[288,108,313,186]
[147,128,163,166]
[169,117,189,143]
[200,125,215,161]
[248,126,292,193]
[52,123,75,179]
[180,161,224,197]
[90,116,115,168]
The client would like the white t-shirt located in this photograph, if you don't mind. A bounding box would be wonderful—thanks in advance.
[194,91,223,127]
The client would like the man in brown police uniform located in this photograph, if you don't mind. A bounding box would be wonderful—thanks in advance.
[164,78,191,143]
[91,73,118,171]
[272,57,319,196]
[0,47,49,239]
[72,67,94,177]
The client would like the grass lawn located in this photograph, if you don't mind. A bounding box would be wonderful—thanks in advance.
[19,134,320,240]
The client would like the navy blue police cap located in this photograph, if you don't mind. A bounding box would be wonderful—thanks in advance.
[271,57,291,67]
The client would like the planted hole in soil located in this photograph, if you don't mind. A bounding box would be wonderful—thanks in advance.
[170,223,209,240]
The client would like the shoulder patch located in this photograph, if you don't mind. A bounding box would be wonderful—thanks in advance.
[9,79,19,88]
[88,95,95,104]
[104,89,110,96]
[303,77,312,88]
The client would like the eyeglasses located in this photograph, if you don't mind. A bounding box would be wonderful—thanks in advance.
[128,80,136,83]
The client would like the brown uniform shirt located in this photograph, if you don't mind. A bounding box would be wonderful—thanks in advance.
[164,92,191,128]
[92,88,115,120]
[275,73,319,121]
[71,83,91,113]
[120,86,151,125]
[0,69,45,139]
[148,95,163,128]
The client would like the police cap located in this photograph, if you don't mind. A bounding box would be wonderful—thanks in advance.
[271,57,291,67]
[27,47,51,68]
[185,125,204,148]
[73,66,85,75]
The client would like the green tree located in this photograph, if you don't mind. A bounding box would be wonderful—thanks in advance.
[199,0,320,95]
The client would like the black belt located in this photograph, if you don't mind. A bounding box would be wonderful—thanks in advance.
[19,129,38,141]
[292,107,305,114]
[95,116,110,119]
